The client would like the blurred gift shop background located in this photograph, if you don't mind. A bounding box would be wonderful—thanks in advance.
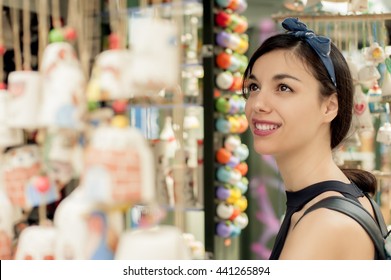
[0,0,390,260]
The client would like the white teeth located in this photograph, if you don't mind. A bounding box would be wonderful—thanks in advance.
[255,123,279,131]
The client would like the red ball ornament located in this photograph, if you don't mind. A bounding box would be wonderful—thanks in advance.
[35,176,50,193]
[0,82,6,90]
[112,100,127,114]
[215,10,232,28]
[109,33,121,50]
[64,27,77,41]
[0,44,6,56]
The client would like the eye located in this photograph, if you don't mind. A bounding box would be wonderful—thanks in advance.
[243,82,260,99]
[248,83,259,92]
[277,84,293,93]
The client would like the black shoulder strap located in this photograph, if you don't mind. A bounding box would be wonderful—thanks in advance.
[298,196,386,260]
[364,193,389,236]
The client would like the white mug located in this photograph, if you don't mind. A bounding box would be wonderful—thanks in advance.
[14,225,57,260]
[0,89,24,148]
[115,225,191,260]
[6,71,42,129]
[86,49,134,101]
[39,64,86,130]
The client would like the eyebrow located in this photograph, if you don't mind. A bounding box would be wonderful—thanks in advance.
[273,73,301,82]
[247,74,258,81]
[247,73,302,82]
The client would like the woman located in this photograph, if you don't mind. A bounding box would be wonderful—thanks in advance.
[243,17,385,259]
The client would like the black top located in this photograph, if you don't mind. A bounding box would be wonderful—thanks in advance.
[269,180,364,260]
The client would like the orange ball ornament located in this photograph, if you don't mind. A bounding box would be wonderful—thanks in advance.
[216,147,232,164]
[216,51,232,69]
[235,161,248,176]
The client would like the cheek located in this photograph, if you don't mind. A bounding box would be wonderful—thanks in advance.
[244,101,250,118]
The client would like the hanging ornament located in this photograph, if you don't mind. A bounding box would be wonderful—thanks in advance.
[381,69,391,102]
[385,57,391,74]
[14,225,57,260]
[352,85,374,132]
[358,64,381,89]
[368,82,387,114]
[376,122,391,145]
[364,42,387,65]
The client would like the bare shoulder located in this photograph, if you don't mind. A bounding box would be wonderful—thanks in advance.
[279,207,374,260]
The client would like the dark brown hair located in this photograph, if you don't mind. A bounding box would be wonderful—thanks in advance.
[243,33,376,194]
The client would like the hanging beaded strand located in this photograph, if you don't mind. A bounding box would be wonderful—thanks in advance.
[64,0,78,42]
[0,0,5,88]
[11,4,22,71]
[108,0,128,50]
[22,0,31,70]
[38,0,49,69]
[78,0,96,79]
[48,0,64,43]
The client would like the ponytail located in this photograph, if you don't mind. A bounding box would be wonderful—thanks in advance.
[341,168,377,195]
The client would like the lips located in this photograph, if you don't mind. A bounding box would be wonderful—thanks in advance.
[252,119,281,136]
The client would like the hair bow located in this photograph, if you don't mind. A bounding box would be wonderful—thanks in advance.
[282,17,337,87]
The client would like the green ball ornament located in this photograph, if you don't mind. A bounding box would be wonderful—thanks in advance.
[49,29,65,43]
[216,97,229,113]
[87,101,99,111]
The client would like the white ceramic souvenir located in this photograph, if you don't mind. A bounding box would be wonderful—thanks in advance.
[184,113,200,169]
[80,126,155,205]
[6,71,42,129]
[86,49,134,101]
[358,64,381,89]
[115,225,191,260]
[352,85,374,132]
[40,42,80,75]
[381,70,391,102]
[128,17,179,91]
[39,64,86,130]
[2,145,59,208]
[0,188,14,259]
[54,188,91,260]
[160,116,178,159]
[376,122,391,145]
[14,225,57,259]
[0,89,24,148]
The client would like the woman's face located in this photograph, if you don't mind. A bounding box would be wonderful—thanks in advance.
[244,49,330,158]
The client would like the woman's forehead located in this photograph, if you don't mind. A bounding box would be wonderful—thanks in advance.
[251,49,312,77]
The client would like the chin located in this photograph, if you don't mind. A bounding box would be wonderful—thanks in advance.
[253,143,277,156]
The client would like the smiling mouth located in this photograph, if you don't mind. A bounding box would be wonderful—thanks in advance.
[254,123,280,131]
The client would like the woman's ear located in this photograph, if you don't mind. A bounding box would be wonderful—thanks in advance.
[323,93,338,123]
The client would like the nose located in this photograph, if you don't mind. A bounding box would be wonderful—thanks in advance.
[247,91,272,113]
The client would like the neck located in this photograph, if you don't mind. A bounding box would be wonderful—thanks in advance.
[275,141,349,192]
